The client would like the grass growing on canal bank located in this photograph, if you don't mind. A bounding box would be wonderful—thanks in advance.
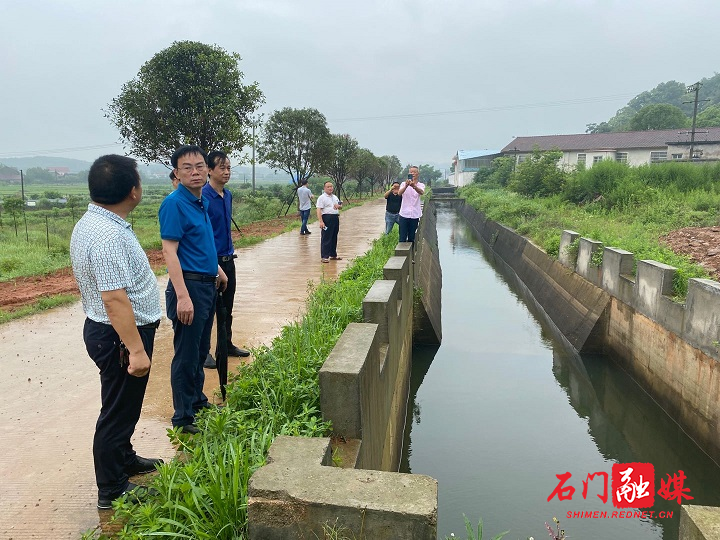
[458,181,713,299]
[83,231,399,539]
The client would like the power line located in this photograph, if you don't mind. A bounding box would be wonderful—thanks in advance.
[330,93,637,122]
[0,142,121,158]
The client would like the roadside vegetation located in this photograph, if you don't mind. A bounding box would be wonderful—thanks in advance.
[82,230,398,539]
[466,151,720,298]
[0,177,390,283]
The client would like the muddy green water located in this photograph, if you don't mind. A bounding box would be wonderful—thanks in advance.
[400,207,720,540]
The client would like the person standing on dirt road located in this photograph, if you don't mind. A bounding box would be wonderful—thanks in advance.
[70,154,163,509]
[159,145,228,434]
[297,178,315,235]
[316,180,342,263]
[201,150,250,370]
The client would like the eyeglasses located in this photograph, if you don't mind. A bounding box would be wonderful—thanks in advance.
[177,163,208,173]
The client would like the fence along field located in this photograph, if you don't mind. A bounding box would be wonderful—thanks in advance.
[0,182,304,282]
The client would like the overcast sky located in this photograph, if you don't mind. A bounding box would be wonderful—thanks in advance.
[2,0,719,169]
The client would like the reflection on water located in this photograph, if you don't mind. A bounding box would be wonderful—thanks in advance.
[401,207,720,540]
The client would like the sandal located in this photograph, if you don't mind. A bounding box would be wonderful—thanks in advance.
[330,257,342,260]
[321,258,330,263]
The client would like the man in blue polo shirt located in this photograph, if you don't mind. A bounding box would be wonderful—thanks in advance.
[202,150,250,370]
[159,145,228,434]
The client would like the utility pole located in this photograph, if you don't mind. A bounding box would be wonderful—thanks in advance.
[684,82,709,160]
[251,119,256,192]
[20,169,25,202]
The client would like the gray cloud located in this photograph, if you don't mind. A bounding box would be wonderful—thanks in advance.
[1,0,719,168]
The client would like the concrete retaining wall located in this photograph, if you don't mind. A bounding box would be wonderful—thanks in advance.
[454,199,720,467]
[414,201,442,344]
[248,237,440,539]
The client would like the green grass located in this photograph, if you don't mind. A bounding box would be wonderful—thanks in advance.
[459,184,713,298]
[0,294,79,324]
[82,230,399,539]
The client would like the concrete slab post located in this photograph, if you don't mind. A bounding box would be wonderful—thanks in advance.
[635,260,676,320]
[602,247,634,299]
[559,230,580,268]
[576,238,603,286]
[248,436,438,540]
[684,279,720,356]
[679,505,720,540]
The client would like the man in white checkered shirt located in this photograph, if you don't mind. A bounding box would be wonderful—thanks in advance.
[70,155,163,509]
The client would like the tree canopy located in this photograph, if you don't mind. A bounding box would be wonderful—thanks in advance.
[586,74,720,133]
[106,41,264,164]
[324,134,358,201]
[379,155,403,188]
[628,104,689,131]
[258,107,332,188]
[696,104,720,127]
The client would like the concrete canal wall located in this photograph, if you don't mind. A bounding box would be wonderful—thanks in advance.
[247,239,441,539]
[453,200,720,468]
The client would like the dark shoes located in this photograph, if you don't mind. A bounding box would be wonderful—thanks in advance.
[126,456,164,476]
[178,423,200,435]
[227,344,250,357]
[97,482,158,509]
[203,353,217,369]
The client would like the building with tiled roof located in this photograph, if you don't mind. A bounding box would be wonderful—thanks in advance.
[450,149,502,187]
[502,127,720,168]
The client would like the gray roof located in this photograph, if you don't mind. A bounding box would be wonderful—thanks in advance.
[502,128,720,153]
[456,149,502,160]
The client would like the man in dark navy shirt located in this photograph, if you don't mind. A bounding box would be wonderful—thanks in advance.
[202,151,250,368]
[159,145,228,434]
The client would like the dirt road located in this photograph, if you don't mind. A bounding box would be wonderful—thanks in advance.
[0,199,385,539]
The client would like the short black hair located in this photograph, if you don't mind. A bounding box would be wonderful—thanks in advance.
[207,150,229,170]
[299,178,308,186]
[88,155,140,205]
[171,145,207,168]
[392,181,401,187]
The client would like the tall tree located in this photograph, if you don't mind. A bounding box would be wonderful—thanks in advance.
[379,155,402,189]
[106,41,264,163]
[349,148,378,200]
[323,134,358,204]
[629,104,689,131]
[696,104,720,127]
[258,107,332,214]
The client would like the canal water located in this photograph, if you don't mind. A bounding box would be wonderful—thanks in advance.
[400,206,720,540]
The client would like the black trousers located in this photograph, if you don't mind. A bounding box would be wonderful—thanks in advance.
[320,213,339,259]
[216,257,237,352]
[83,318,156,500]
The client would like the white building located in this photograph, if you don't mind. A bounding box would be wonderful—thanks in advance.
[449,149,502,187]
[502,128,720,168]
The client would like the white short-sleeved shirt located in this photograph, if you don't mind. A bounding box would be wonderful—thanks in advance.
[70,203,161,325]
[316,193,340,215]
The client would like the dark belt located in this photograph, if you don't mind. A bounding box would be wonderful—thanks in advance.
[138,320,161,330]
[218,254,237,262]
[182,271,218,283]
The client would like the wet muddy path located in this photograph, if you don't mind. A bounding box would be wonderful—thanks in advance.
[0,199,385,539]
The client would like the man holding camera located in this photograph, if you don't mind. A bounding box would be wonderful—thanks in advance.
[398,165,425,244]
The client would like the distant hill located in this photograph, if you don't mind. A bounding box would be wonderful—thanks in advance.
[0,156,92,173]
[587,72,720,133]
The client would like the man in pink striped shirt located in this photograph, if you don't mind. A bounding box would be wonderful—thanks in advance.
[398,165,425,244]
